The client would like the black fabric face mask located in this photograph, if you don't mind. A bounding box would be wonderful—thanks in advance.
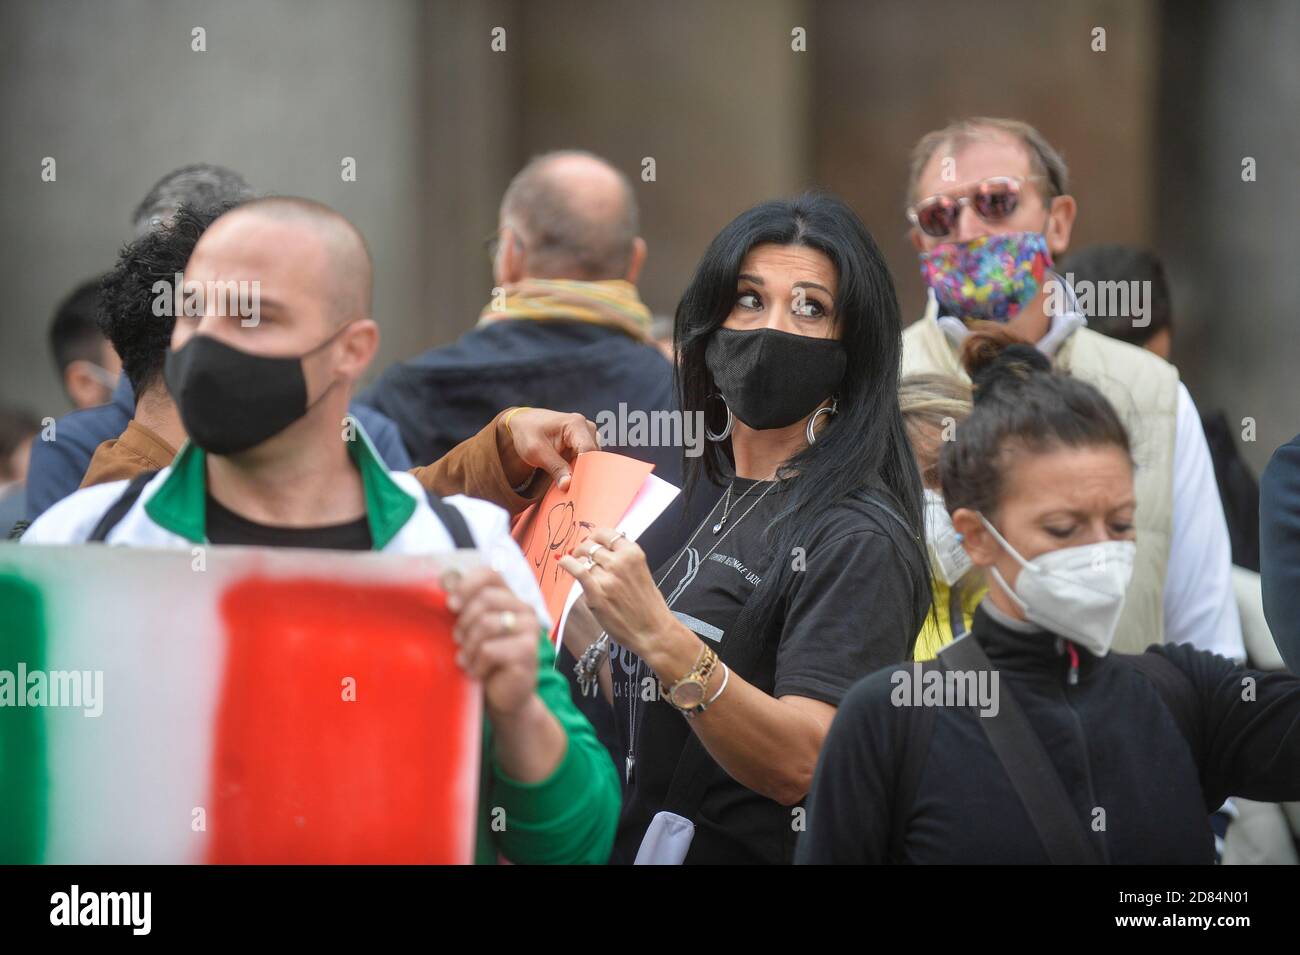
[704,326,847,430]
[163,329,342,456]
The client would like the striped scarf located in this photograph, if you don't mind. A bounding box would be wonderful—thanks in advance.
[477,279,652,342]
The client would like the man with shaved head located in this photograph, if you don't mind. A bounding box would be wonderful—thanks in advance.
[22,165,415,526]
[221,196,374,321]
[24,197,622,864]
[363,150,682,502]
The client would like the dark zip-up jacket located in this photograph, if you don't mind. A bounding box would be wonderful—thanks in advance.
[359,318,714,572]
[797,606,1300,864]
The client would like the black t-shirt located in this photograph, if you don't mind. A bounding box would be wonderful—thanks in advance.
[609,478,927,864]
[205,494,373,550]
[795,607,1300,864]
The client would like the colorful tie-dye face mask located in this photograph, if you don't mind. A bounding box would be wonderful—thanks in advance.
[919,231,1053,323]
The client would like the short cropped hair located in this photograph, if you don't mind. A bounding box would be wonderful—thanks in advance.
[132,163,253,235]
[219,196,373,324]
[49,277,107,377]
[500,150,639,280]
[1058,244,1172,349]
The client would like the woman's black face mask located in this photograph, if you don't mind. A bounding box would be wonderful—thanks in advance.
[704,326,846,431]
[163,326,346,456]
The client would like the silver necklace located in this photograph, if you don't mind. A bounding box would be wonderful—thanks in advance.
[711,479,758,534]
[577,478,777,783]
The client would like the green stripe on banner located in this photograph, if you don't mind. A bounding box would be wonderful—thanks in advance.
[0,573,48,864]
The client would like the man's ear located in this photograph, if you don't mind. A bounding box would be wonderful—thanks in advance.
[497,226,526,285]
[951,508,1000,567]
[64,361,106,410]
[908,227,928,254]
[624,237,647,284]
[1045,194,1076,258]
[337,319,379,381]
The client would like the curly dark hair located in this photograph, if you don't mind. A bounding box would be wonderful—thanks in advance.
[97,201,238,395]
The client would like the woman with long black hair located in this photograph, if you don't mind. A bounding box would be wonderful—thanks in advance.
[559,193,931,864]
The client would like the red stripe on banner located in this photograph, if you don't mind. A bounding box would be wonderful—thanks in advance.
[207,578,478,864]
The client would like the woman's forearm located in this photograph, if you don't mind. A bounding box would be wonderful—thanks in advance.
[644,621,831,805]
[556,532,834,802]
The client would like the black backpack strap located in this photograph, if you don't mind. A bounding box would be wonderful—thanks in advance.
[88,470,159,542]
[422,488,475,549]
[938,634,1102,864]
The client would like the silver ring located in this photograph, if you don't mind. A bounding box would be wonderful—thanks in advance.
[500,609,517,634]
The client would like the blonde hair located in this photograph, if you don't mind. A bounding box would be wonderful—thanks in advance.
[899,374,974,487]
[907,117,1069,206]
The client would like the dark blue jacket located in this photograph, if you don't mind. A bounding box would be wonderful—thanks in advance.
[362,319,679,473]
[360,317,714,581]
[1261,432,1300,673]
[24,377,411,521]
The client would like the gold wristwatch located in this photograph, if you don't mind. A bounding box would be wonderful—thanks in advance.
[661,645,720,718]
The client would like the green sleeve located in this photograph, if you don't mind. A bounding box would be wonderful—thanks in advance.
[484,631,621,864]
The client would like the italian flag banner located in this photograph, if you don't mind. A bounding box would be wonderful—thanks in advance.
[0,544,482,864]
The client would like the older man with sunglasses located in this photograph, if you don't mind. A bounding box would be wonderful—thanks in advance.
[899,117,1243,662]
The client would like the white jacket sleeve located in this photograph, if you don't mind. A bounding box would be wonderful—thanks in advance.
[19,481,130,545]
[1162,384,1246,660]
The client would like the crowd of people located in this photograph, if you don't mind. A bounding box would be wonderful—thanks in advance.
[7,116,1300,865]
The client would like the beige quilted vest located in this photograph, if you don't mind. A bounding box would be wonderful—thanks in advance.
[901,300,1178,653]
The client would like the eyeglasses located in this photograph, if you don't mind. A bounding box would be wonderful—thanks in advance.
[907,176,1046,239]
